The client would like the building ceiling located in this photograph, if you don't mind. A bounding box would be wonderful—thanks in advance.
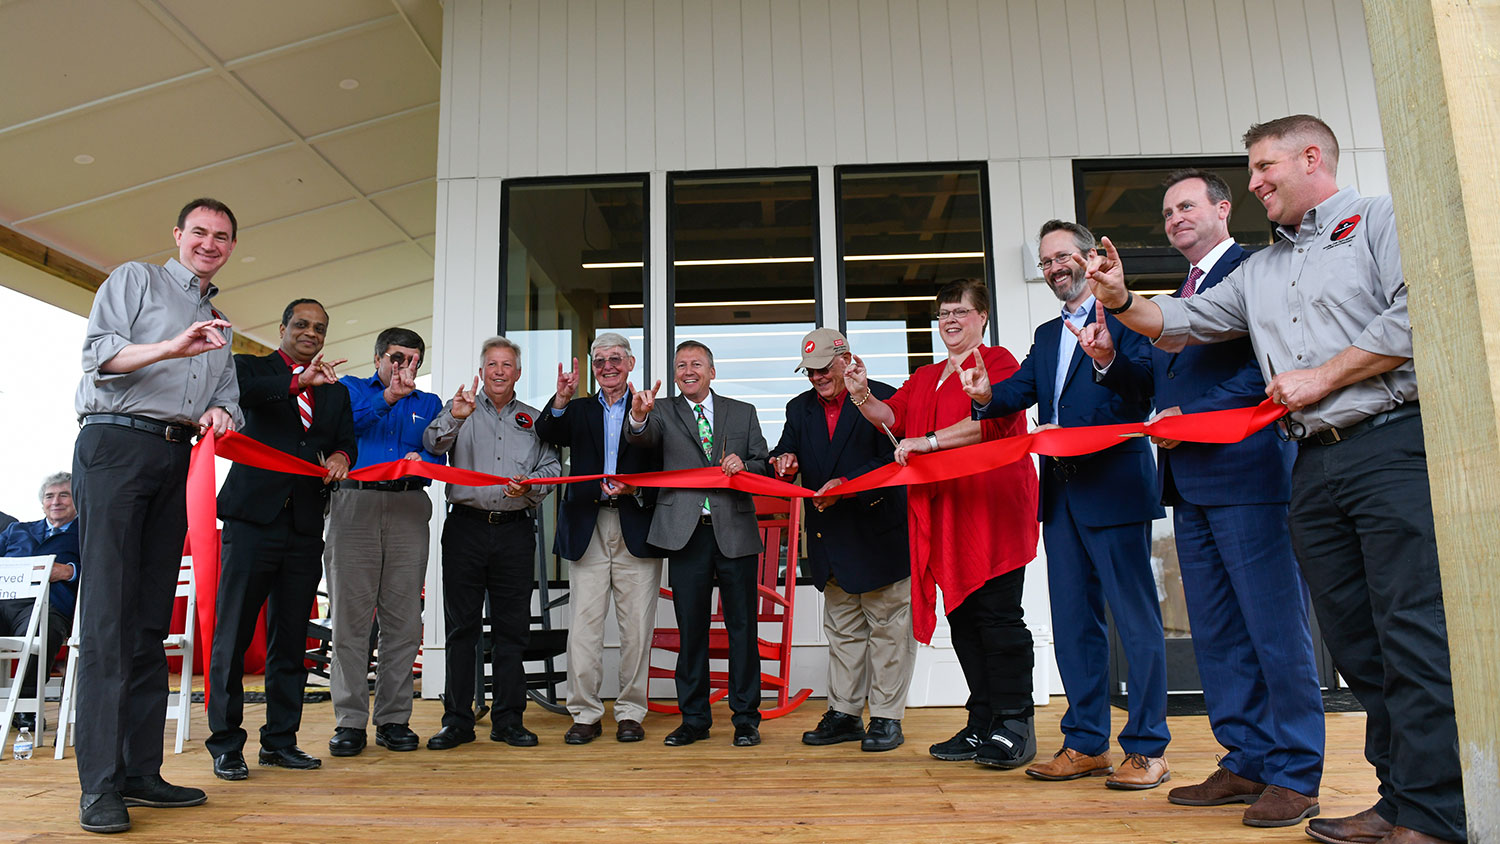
[0,0,443,378]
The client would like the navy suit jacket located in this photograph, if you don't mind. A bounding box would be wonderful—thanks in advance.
[1099,243,1293,506]
[769,382,909,594]
[975,306,1163,527]
[535,390,662,561]
[0,518,81,618]
[218,352,358,535]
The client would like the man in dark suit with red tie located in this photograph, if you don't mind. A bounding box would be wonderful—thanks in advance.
[206,299,357,781]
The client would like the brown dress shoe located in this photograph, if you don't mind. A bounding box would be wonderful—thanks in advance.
[1376,827,1461,844]
[1025,747,1114,781]
[1105,753,1171,790]
[1305,806,1396,844]
[1242,785,1319,827]
[615,719,645,742]
[1168,766,1266,806]
[564,722,602,745]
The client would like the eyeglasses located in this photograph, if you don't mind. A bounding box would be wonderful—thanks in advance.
[1037,252,1080,270]
[382,351,416,367]
[935,306,978,321]
[591,355,629,369]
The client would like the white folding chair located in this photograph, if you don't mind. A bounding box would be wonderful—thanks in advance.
[55,555,196,758]
[1,555,54,756]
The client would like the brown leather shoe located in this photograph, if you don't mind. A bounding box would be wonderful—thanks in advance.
[1105,753,1171,790]
[1305,806,1395,844]
[1168,766,1266,806]
[564,721,602,745]
[615,719,645,743]
[1025,747,1113,781]
[1377,828,1460,844]
[1242,785,1319,827]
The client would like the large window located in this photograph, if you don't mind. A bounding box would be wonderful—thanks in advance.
[668,171,819,444]
[837,166,992,383]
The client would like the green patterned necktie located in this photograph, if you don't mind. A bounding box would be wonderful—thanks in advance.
[695,403,712,512]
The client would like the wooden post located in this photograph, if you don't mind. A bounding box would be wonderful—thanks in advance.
[1362,1,1500,838]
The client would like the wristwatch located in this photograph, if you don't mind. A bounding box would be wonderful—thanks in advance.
[1103,291,1134,315]
[924,431,939,450]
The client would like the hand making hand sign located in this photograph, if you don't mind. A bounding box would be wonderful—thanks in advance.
[450,376,479,420]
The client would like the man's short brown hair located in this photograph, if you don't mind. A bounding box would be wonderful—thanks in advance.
[1242,114,1340,170]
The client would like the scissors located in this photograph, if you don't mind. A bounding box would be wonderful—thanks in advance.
[880,423,901,449]
[1267,357,1307,441]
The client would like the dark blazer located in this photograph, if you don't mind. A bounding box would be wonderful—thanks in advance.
[1098,243,1294,506]
[535,390,662,561]
[624,391,769,558]
[770,382,908,593]
[975,307,1164,527]
[0,518,81,618]
[217,352,357,536]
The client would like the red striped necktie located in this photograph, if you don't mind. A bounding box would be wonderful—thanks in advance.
[1178,266,1205,298]
[291,366,314,430]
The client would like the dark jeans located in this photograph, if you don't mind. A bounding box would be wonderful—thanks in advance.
[205,513,324,756]
[71,423,192,793]
[0,600,68,696]
[670,521,762,731]
[440,514,535,730]
[947,568,1033,729]
[1290,414,1465,842]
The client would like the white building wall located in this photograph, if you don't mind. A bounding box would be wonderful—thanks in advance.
[424,0,1387,702]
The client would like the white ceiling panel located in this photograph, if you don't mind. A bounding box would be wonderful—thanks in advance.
[157,0,397,62]
[372,181,438,239]
[313,104,440,193]
[214,242,434,326]
[243,281,433,340]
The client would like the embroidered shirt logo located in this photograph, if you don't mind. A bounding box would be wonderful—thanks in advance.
[514,412,534,429]
[1331,215,1362,242]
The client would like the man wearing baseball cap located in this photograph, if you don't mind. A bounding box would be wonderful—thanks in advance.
[769,329,914,751]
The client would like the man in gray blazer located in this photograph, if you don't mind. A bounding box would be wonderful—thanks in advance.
[625,340,771,748]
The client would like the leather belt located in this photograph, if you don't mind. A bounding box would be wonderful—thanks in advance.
[1302,403,1420,447]
[597,497,620,509]
[81,413,195,444]
[698,515,713,526]
[341,479,424,492]
[449,503,530,525]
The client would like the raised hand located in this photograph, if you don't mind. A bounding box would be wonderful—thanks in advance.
[298,353,347,389]
[770,453,799,478]
[1065,299,1117,366]
[169,318,232,359]
[451,376,479,419]
[385,354,419,404]
[554,358,580,408]
[631,379,662,422]
[959,347,993,405]
[1081,235,1129,310]
[843,353,870,396]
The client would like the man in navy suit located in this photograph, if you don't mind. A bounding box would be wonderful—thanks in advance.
[769,329,913,753]
[0,472,82,730]
[206,299,357,781]
[963,219,1170,789]
[535,332,663,745]
[1091,170,1324,827]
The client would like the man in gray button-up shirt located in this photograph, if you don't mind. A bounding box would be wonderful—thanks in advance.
[1089,116,1463,844]
[422,336,560,751]
[71,198,245,834]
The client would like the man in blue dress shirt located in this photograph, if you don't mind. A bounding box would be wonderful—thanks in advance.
[324,327,446,757]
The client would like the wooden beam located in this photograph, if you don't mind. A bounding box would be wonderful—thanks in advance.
[1362,1,1500,838]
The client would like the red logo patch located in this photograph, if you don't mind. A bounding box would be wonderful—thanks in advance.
[832,338,845,348]
[1331,215,1361,241]
[514,412,533,429]
[803,340,817,353]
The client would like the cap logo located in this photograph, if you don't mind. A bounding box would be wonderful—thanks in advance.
[1331,215,1361,241]
[803,340,817,353]
[832,338,845,348]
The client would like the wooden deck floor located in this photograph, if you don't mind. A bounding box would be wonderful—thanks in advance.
[1,696,1375,843]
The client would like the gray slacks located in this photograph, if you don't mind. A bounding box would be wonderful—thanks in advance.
[324,487,432,729]
[824,576,916,720]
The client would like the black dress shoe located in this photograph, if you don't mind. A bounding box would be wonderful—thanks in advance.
[565,721,603,745]
[861,717,905,752]
[121,774,207,808]
[212,751,249,781]
[615,719,645,742]
[662,723,710,746]
[328,727,367,757]
[258,746,322,770]
[80,792,130,834]
[802,709,865,746]
[375,723,420,752]
[426,725,476,750]
[733,725,761,747]
[490,723,539,747]
[974,714,1035,769]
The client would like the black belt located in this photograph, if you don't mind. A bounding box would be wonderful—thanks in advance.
[81,413,195,444]
[1302,403,1420,447]
[449,503,530,525]
[341,479,424,492]
[597,497,621,509]
[698,515,713,526]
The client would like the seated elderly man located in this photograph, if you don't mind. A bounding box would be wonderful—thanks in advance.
[1,471,82,730]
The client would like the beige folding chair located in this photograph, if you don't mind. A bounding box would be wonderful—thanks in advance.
[1,555,54,755]
[55,555,196,758]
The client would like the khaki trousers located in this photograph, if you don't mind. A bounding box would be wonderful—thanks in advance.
[565,508,663,725]
[824,576,916,720]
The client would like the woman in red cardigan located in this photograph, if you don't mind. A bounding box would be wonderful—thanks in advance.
[845,277,1040,770]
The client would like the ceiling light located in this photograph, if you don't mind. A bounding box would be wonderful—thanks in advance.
[844,251,984,262]
[73,154,95,165]
[345,318,358,325]
[339,78,360,90]
[239,256,255,263]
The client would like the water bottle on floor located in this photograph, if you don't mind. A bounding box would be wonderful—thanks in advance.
[13,726,33,760]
